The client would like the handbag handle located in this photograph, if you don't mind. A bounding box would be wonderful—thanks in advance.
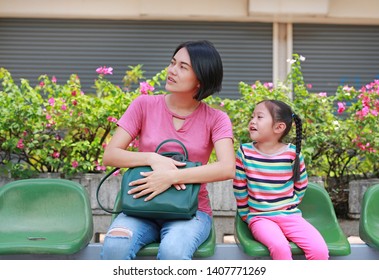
[96,167,121,214]
[155,138,188,161]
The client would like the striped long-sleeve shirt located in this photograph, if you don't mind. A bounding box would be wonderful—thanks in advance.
[233,142,308,225]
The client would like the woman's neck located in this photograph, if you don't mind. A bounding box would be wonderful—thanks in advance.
[165,94,201,117]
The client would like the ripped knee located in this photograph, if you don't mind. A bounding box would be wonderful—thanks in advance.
[107,227,133,237]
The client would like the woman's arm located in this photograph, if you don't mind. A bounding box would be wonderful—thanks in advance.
[103,127,154,168]
[233,146,250,223]
[103,127,186,169]
[129,137,235,201]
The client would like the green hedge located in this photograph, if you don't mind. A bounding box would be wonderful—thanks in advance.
[1,54,378,188]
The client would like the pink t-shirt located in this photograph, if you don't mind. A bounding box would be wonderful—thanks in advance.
[117,94,233,216]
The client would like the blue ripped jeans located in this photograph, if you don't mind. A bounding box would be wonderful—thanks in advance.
[100,210,212,260]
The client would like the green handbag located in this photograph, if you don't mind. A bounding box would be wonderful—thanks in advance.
[96,139,201,220]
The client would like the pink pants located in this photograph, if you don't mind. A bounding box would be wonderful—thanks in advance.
[249,215,329,260]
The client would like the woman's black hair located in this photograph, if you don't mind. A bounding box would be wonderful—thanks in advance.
[258,100,303,182]
[172,40,223,101]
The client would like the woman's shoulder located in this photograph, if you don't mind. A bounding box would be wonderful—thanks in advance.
[134,94,164,103]
[202,102,226,113]
[131,94,165,109]
[201,103,231,121]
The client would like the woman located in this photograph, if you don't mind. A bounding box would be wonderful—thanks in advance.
[101,40,235,260]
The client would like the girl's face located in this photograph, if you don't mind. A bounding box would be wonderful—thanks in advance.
[165,47,200,95]
[248,102,276,142]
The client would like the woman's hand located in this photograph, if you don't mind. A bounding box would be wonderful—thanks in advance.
[127,155,187,201]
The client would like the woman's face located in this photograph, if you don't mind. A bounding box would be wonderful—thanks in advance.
[165,47,200,95]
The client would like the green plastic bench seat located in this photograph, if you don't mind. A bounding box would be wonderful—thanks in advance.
[234,182,351,257]
[0,178,93,255]
[359,184,379,250]
[111,191,216,258]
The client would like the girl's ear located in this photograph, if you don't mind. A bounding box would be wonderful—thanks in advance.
[274,122,286,134]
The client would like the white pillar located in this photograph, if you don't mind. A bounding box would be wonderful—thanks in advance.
[273,22,293,98]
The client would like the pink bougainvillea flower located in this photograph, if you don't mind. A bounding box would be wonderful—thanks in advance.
[356,106,370,119]
[52,151,60,158]
[357,142,366,151]
[72,100,78,106]
[94,161,106,171]
[72,161,79,168]
[107,116,118,123]
[71,91,77,96]
[48,97,55,106]
[16,139,24,149]
[103,67,113,75]
[96,66,113,75]
[139,81,154,95]
[96,165,106,171]
[113,169,121,176]
[318,92,327,97]
[220,101,225,107]
[307,84,313,89]
[337,102,346,114]
[46,114,52,120]
[39,81,45,87]
[358,94,370,107]
[263,82,273,89]
[371,109,378,116]
[362,106,370,116]
[102,143,107,149]
[95,67,102,74]
[343,85,353,92]
[61,104,67,111]
[52,76,57,83]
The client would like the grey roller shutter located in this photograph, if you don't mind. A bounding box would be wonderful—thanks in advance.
[293,24,379,95]
[0,18,272,99]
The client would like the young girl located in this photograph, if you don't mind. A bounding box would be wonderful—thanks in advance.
[233,100,329,260]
